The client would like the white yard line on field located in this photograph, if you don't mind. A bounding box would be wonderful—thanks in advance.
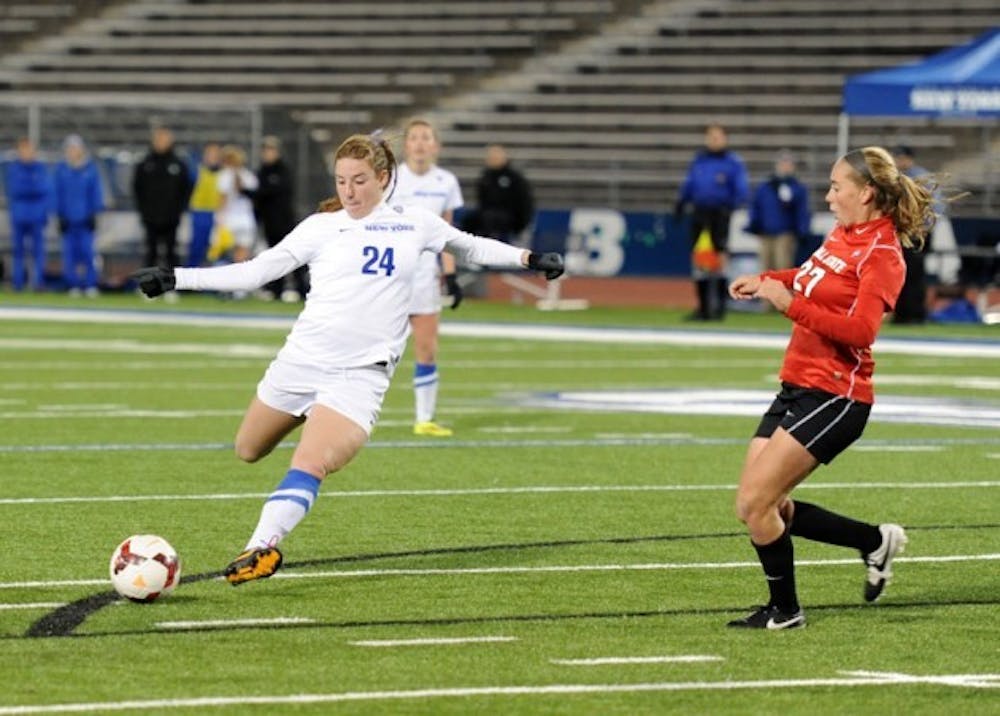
[271,553,1000,582]
[551,655,724,666]
[2,307,998,358]
[0,671,996,713]
[4,553,999,591]
[0,602,66,611]
[350,636,518,647]
[0,409,245,419]
[156,617,315,630]
[2,480,1000,506]
[850,446,944,452]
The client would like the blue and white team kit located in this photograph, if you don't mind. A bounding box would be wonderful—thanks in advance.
[390,163,464,314]
[173,203,524,432]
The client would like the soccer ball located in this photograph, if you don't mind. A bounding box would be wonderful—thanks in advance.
[109,535,181,603]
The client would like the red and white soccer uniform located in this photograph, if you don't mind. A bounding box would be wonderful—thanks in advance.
[762,216,905,404]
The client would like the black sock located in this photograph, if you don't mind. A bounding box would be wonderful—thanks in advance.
[752,531,799,613]
[789,500,882,554]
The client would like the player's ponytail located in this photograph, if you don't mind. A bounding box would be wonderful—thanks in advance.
[317,131,397,213]
[843,146,938,251]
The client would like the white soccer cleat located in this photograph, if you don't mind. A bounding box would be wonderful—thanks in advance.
[864,523,907,602]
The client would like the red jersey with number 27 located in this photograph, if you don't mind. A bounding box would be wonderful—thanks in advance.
[761,216,905,404]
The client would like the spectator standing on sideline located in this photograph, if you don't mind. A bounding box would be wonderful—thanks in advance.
[186,142,222,267]
[215,144,259,267]
[254,135,307,302]
[130,131,565,585]
[4,137,52,291]
[390,119,464,437]
[746,150,811,276]
[675,124,749,321]
[53,134,104,296]
[725,146,937,629]
[463,144,534,243]
[132,127,192,288]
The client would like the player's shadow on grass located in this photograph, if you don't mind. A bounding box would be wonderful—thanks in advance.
[23,523,1000,639]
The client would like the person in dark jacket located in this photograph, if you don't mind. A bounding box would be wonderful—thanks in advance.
[463,144,534,243]
[746,150,811,275]
[675,124,749,320]
[254,135,307,301]
[4,137,52,291]
[54,134,105,296]
[132,126,192,272]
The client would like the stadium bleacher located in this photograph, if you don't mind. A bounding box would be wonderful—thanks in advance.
[0,0,996,215]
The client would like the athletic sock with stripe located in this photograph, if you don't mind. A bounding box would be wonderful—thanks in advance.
[245,469,322,550]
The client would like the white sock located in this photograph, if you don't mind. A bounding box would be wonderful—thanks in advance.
[414,363,439,423]
[245,469,321,551]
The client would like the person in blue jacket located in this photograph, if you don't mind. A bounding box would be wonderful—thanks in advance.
[746,150,811,276]
[4,137,52,291]
[674,124,749,320]
[54,134,105,296]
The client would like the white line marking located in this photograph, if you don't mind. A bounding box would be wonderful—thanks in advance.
[551,655,724,666]
[0,409,245,420]
[595,432,693,439]
[6,553,998,591]
[0,579,108,590]
[350,636,518,647]
[0,337,274,358]
[0,671,995,713]
[272,553,1000,582]
[3,480,999,506]
[156,617,315,630]
[851,446,943,452]
[871,374,1000,390]
[0,602,66,611]
[476,426,573,434]
[2,307,998,357]
[842,670,1000,688]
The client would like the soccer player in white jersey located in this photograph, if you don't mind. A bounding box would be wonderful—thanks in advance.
[132,132,564,585]
[392,119,464,437]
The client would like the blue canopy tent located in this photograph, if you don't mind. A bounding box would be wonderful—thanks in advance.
[838,28,1000,156]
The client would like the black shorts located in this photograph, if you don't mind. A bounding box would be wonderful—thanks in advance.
[753,382,871,464]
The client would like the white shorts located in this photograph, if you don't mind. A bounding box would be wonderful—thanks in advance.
[408,252,441,315]
[256,359,392,435]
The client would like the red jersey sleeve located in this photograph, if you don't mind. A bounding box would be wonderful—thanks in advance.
[785,246,905,349]
[761,269,798,288]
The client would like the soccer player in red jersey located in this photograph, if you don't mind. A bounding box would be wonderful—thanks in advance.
[725,146,938,629]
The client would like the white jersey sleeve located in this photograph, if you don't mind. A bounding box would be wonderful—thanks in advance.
[412,208,524,268]
[174,214,319,291]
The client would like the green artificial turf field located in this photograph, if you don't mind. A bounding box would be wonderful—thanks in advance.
[1,293,997,714]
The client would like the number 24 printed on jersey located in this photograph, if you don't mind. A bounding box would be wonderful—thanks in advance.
[361,246,396,276]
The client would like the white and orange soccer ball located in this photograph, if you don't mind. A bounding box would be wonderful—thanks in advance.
[109,535,181,603]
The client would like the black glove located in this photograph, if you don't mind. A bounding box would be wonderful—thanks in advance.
[131,266,176,298]
[444,273,463,310]
[527,252,565,280]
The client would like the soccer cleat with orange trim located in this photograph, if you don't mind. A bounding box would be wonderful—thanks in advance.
[224,547,283,586]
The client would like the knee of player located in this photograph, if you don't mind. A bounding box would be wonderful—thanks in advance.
[734,489,767,525]
[234,441,267,464]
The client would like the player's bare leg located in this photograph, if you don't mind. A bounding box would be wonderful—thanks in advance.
[227,405,367,585]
